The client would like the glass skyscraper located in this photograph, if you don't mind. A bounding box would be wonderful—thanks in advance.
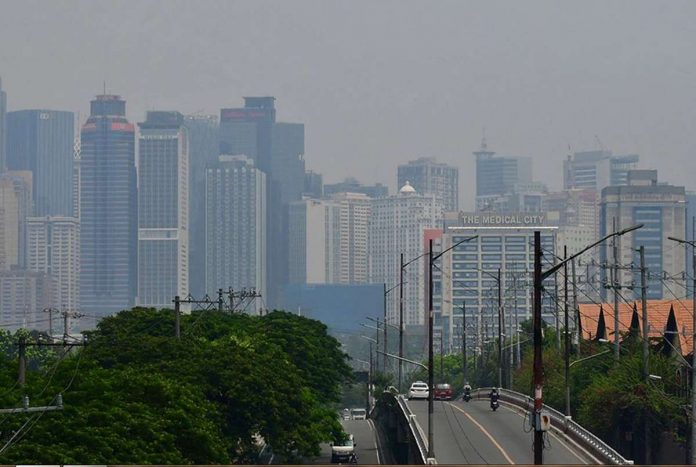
[79,95,137,320]
[7,109,74,216]
[0,78,7,171]
[137,111,189,307]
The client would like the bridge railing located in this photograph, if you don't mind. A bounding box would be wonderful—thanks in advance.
[395,393,430,464]
[475,387,632,465]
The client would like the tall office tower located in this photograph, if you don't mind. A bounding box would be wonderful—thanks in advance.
[0,78,6,171]
[685,191,696,295]
[137,112,189,307]
[332,192,371,284]
[563,150,640,191]
[7,110,75,216]
[80,95,137,319]
[206,155,266,312]
[398,157,459,212]
[324,177,388,198]
[304,170,323,198]
[0,269,54,330]
[436,212,557,354]
[26,216,80,313]
[184,114,218,298]
[600,170,685,301]
[474,139,532,211]
[219,97,304,307]
[368,182,443,326]
[0,171,32,271]
[288,198,341,284]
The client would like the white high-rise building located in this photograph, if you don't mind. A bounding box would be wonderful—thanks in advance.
[205,155,266,311]
[332,192,371,284]
[137,112,189,307]
[288,198,341,284]
[368,182,443,326]
[26,216,80,313]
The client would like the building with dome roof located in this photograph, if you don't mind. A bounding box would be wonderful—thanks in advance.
[368,182,443,327]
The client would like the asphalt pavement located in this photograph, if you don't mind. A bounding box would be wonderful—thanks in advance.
[407,398,590,464]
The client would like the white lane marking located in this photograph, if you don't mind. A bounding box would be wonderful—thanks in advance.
[367,419,382,464]
[447,402,515,464]
[498,403,589,464]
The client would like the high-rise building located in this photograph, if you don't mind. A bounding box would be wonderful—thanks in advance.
[324,177,388,199]
[219,97,304,307]
[288,198,341,284]
[474,140,532,211]
[79,95,137,319]
[332,192,371,284]
[26,216,80,313]
[0,269,54,330]
[436,211,557,354]
[137,111,189,307]
[600,170,685,301]
[304,170,323,198]
[0,78,6,171]
[206,155,266,311]
[0,171,32,271]
[563,150,640,192]
[6,110,75,216]
[184,114,219,298]
[398,157,459,212]
[368,182,443,326]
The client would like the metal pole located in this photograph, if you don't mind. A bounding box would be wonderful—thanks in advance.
[554,255,561,351]
[509,278,514,388]
[462,302,467,384]
[564,246,570,417]
[399,253,404,393]
[18,336,26,386]
[174,295,181,339]
[428,239,434,460]
[383,284,387,373]
[440,329,444,382]
[691,251,696,465]
[497,267,503,389]
[572,258,580,357]
[640,246,650,464]
[533,231,543,465]
[613,217,620,361]
[516,274,521,369]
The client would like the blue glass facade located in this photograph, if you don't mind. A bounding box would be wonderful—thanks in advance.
[79,95,137,319]
[632,207,663,299]
[7,110,74,216]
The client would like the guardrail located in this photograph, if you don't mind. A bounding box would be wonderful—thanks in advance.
[396,394,430,464]
[475,387,632,465]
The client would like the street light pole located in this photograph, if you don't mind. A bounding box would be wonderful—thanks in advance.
[399,253,405,393]
[383,283,388,373]
[428,239,435,460]
[564,246,570,417]
[462,302,467,385]
[497,267,503,389]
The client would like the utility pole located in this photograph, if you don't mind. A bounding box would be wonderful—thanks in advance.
[462,302,467,384]
[174,295,181,339]
[639,246,650,464]
[533,231,544,465]
[428,239,434,460]
[43,308,58,342]
[60,310,83,340]
[497,267,503,389]
[564,246,570,417]
[613,217,621,361]
[383,283,388,374]
[439,330,444,381]
[554,255,561,351]
[399,253,404,393]
[218,288,224,312]
[571,258,580,357]
[17,336,26,386]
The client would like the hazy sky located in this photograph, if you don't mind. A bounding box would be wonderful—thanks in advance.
[2,0,695,208]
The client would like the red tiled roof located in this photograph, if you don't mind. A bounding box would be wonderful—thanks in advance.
[578,300,693,356]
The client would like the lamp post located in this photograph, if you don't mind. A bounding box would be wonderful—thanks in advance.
[367,316,400,375]
[400,252,429,392]
[428,235,478,460]
[668,236,696,465]
[361,335,378,408]
[382,283,401,373]
[476,267,504,388]
[533,224,642,464]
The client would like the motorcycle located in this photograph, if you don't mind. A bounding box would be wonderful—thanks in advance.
[490,399,499,411]
[463,392,471,402]
[349,453,358,464]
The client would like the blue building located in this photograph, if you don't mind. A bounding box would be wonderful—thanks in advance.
[79,95,137,321]
[7,110,74,216]
[0,78,6,171]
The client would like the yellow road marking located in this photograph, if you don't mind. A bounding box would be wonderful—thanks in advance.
[447,402,515,464]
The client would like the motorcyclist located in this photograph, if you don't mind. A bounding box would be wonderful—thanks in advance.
[463,383,472,401]
[489,388,499,404]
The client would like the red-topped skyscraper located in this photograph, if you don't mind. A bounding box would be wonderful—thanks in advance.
[80,95,137,323]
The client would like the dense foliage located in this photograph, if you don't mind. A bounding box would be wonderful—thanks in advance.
[0,308,352,464]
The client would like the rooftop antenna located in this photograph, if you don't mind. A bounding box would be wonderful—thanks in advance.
[481,127,488,151]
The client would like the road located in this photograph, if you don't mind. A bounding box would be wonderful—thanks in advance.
[408,399,591,464]
[308,417,382,464]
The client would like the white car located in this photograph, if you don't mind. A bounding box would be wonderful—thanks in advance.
[331,434,356,463]
[408,381,430,400]
[351,408,367,420]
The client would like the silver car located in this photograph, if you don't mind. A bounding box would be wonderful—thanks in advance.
[408,381,430,400]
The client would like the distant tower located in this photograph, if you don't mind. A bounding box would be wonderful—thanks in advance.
[79,94,137,320]
[0,78,7,171]
[397,157,458,211]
